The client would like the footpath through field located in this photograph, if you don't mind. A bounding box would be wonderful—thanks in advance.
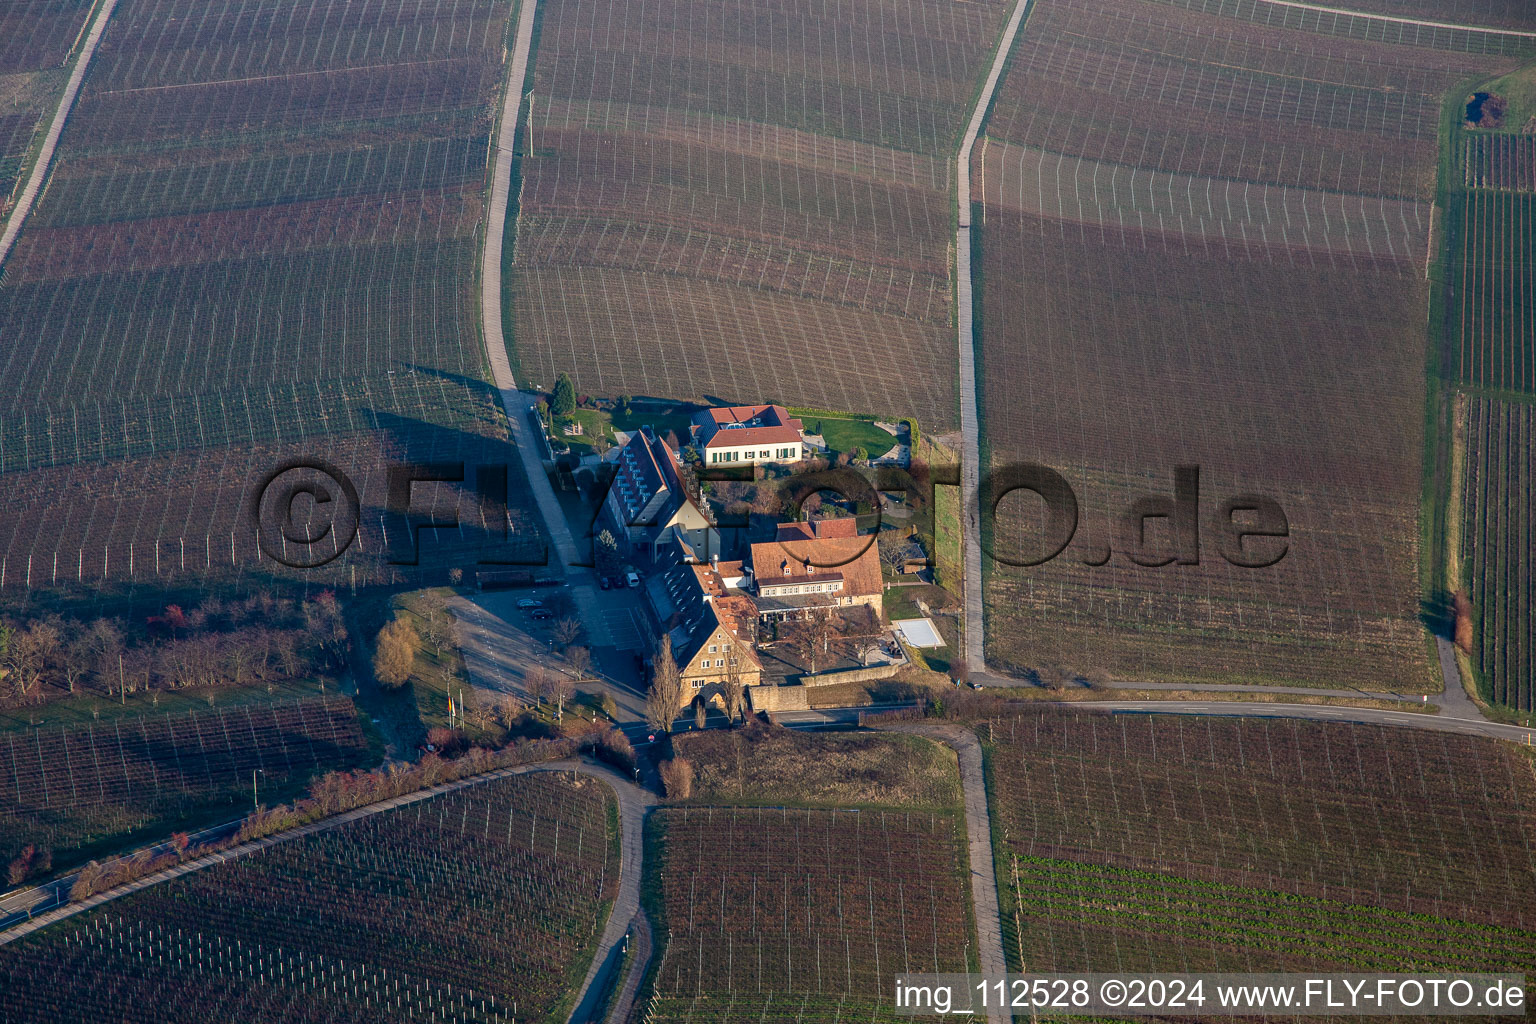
[480,0,581,573]
[1233,0,1536,36]
[0,0,120,270]
[870,721,1013,1024]
[956,0,1034,676]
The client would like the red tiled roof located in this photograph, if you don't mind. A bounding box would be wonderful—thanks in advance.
[695,404,804,449]
[775,522,815,542]
[749,534,881,598]
[811,517,858,539]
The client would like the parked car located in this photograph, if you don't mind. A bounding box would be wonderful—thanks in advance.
[530,607,553,620]
[517,598,541,609]
[599,576,611,590]
[625,571,641,588]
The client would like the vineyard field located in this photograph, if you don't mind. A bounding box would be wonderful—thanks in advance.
[0,0,549,594]
[0,0,92,214]
[0,695,369,865]
[980,710,1536,979]
[1140,0,1534,52]
[509,0,1015,428]
[645,804,973,1022]
[975,0,1529,687]
[0,771,619,1024]
[1447,187,1536,394]
[0,374,547,593]
[0,0,511,409]
[1462,134,1536,192]
[1460,395,1535,710]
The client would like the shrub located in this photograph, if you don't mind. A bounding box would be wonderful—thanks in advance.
[582,726,636,773]
[426,726,467,756]
[659,757,694,799]
[1453,591,1474,655]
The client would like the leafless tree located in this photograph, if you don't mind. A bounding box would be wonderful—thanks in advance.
[646,634,684,733]
[566,646,592,680]
[549,673,576,721]
[723,655,747,722]
[789,601,838,674]
[63,635,94,693]
[550,617,584,647]
[6,621,61,698]
[496,693,524,727]
[524,666,550,708]
[852,634,883,667]
[420,601,453,658]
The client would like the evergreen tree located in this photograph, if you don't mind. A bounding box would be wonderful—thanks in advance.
[552,372,577,417]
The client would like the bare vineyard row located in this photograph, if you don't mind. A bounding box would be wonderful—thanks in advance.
[652,805,972,1006]
[0,371,547,594]
[1460,395,1535,711]
[0,695,368,863]
[0,696,365,814]
[1451,189,1536,393]
[1008,854,1536,975]
[986,0,1513,202]
[510,0,1016,428]
[0,772,619,1023]
[1462,134,1536,192]
[981,711,1536,929]
[0,371,500,475]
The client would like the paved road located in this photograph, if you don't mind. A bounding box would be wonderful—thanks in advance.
[870,721,1012,1024]
[1069,699,1536,743]
[981,677,1439,702]
[762,697,1536,745]
[1434,636,1483,721]
[955,0,1033,675]
[479,0,581,573]
[0,816,243,933]
[559,762,656,1024]
[0,0,120,269]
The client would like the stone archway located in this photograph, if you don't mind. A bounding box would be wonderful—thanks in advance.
[692,683,729,712]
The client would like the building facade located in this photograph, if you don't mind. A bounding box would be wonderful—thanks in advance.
[693,404,805,465]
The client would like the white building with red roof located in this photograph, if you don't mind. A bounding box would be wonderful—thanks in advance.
[692,404,805,465]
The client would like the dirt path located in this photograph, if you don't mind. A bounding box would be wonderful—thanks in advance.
[1239,0,1536,36]
[871,721,1012,1024]
[0,0,120,268]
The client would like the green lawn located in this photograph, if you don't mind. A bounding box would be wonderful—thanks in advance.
[1482,62,1536,129]
[549,402,699,453]
[802,415,897,458]
[609,404,697,439]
